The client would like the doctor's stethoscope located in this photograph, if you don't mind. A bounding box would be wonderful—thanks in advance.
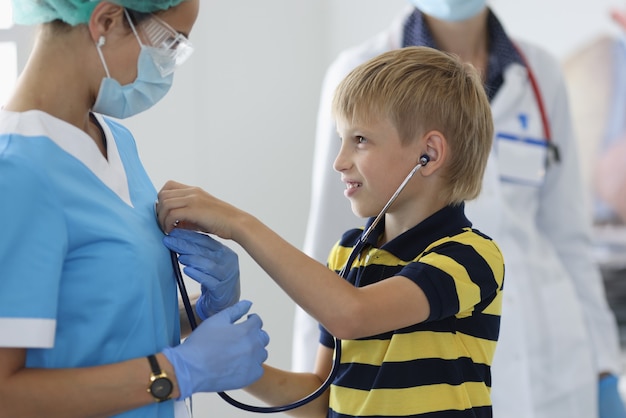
[512,43,558,161]
[170,154,431,413]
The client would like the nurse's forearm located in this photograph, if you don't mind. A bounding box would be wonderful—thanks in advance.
[0,349,179,418]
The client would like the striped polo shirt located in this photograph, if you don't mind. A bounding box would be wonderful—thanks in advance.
[320,203,505,418]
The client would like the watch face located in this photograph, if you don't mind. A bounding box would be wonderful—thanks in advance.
[150,377,173,400]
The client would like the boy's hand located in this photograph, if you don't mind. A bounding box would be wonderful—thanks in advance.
[164,228,240,319]
[156,180,239,239]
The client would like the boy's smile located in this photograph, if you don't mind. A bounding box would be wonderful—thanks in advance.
[342,179,362,198]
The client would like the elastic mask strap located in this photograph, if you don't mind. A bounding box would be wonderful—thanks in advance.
[123,8,145,47]
[95,11,144,80]
[95,36,111,78]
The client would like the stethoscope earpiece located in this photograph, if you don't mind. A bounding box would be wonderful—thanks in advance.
[419,154,430,166]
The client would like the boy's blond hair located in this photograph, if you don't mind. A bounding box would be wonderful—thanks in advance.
[332,46,494,204]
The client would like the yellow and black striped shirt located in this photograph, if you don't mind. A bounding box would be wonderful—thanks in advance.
[320,203,504,418]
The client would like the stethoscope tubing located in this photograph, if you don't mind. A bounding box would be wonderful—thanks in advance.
[174,252,342,413]
[512,42,551,142]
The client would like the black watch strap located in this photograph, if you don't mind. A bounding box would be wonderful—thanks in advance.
[146,354,173,402]
[147,354,161,375]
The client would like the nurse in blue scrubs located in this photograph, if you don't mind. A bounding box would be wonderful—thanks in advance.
[0,1,268,417]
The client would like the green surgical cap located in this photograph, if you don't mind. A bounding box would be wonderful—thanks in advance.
[12,0,187,26]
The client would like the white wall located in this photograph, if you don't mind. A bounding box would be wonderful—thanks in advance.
[489,0,625,60]
[8,0,623,416]
[123,1,625,416]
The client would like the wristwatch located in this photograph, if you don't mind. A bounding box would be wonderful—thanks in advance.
[146,354,173,402]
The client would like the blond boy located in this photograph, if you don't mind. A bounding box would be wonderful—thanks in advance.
[157,46,504,417]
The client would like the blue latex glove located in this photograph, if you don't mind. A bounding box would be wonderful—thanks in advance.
[600,374,626,418]
[164,228,240,319]
[162,300,269,399]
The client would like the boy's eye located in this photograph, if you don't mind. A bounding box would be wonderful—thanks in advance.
[356,136,367,144]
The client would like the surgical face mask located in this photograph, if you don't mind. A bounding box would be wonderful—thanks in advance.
[93,47,174,119]
[409,0,487,22]
[92,10,191,118]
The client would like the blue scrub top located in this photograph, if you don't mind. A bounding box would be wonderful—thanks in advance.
[0,110,180,417]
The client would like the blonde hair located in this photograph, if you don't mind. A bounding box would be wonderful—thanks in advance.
[332,46,493,204]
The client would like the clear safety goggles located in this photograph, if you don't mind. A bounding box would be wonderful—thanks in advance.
[126,10,194,77]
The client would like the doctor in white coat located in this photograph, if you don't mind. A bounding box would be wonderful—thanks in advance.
[292,1,625,417]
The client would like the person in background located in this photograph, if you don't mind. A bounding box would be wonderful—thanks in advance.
[0,1,268,417]
[292,1,626,418]
[157,45,504,417]
[563,6,626,226]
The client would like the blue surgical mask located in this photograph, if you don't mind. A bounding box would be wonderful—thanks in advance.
[92,47,174,119]
[92,10,176,119]
[409,0,487,22]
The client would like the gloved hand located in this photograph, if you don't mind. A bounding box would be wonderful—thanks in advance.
[162,300,269,399]
[164,228,240,319]
[599,374,626,418]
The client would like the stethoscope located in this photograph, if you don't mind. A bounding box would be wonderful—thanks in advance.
[170,154,430,413]
[512,43,559,164]
[512,44,551,143]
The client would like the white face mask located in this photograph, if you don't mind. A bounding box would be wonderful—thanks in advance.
[409,0,487,22]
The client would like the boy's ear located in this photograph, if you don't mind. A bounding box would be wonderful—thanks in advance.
[419,130,447,175]
[88,2,126,43]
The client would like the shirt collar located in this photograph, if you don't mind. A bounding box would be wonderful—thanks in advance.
[362,203,472,260]
[402,8,524,100]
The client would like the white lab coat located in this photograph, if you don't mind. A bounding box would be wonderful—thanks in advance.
[292,7,622,418]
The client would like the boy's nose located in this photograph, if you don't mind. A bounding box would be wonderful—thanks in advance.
[333,152,349,173]
[333,144,352,173]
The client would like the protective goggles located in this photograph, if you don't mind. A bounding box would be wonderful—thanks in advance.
[126,9,194,77]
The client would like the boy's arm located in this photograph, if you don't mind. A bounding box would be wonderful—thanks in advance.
[244,345,333,418]
[218,214,431,339]
[156,181,431,340]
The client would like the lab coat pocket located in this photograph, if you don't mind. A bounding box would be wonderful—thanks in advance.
[496,133,548,187]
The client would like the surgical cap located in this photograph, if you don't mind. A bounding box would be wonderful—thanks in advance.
[12,0,187,26]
